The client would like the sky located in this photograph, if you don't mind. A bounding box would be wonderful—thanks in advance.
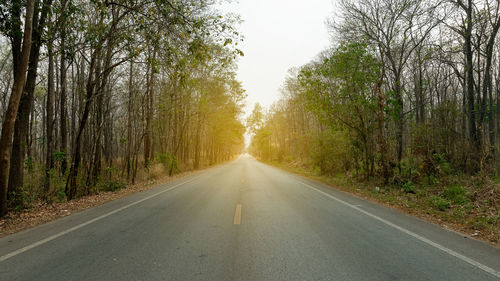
[219,0,336,114]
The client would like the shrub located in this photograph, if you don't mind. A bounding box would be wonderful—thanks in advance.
[9,165,44,209]
[8,184,37,210]
[433,153,452,175]
[48,167,68,202]
[56,190,66,202]
[401,157,420,182]
[98,180,126,192]
[486,216,497,225]
[443,185,470,205]
[310,129,352,176]
[24,156,34,171]
[421,152,452,180]
[403,181,417,194]
[156,152,179,173]
[53,151,67,163]
[430,195,451,211]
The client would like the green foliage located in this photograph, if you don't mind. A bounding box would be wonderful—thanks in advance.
[48,167,69,202]
[251,41,380,179]
[24,156,34,171]
[310,129,352,175]
[403,181,417,194]
[53,151,67,163]
[298,42,379,127]
[156,153,179,172]
[418,152,452,180]
[8,184,37,211]
[486,216,498,225]
[56,190,67,202]
[385,90,402,122]
[443,185,470,205]
[433,153,452,175]
[249,128,272,160]
[0,0,247,215]
[98,179,126,192]
[430,196,451,211]
[400,157,421,182]
[246,103,265,135]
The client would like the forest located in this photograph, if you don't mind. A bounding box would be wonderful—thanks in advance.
[0,0,246,217]
[248,0,499,238]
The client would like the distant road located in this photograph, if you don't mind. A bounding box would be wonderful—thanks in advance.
[0,155,499,280]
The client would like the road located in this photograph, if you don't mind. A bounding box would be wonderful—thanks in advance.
[0,155,499,280]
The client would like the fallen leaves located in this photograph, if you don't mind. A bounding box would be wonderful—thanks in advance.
[0,170,198,238]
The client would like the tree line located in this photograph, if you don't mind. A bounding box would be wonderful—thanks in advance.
[0,0,246,216]
[249,0,500,185]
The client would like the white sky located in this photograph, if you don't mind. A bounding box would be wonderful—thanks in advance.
[220,0,335,114]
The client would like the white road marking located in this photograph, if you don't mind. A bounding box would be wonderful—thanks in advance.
[0,175,203,263]
[299,181,500,279]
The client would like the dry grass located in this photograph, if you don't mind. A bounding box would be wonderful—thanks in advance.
[266,160,500,246]
[0,168,200,238]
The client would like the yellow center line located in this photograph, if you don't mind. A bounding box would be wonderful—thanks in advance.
[233,204,242,225]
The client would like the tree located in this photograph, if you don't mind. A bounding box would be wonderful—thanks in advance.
[337,0,442,169]
[8,0,52,200]
[247,103,265,135]
[0,0,245,216]
[0,0,35,215]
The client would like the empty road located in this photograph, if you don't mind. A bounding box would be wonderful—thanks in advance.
[0,155,499,280]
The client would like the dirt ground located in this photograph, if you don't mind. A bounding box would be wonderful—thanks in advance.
[0,170,199,238]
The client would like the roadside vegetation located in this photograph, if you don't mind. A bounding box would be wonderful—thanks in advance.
[248,0,500,244]
[0,0,246,217]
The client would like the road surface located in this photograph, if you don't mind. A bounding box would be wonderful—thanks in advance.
[0,155,499,280]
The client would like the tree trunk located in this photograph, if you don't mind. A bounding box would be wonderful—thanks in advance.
[144,58,152,168]
[394,75,404,171]
[59,4,68,175]
[465,0,479,166]
[65,49,99,200]
[0,0,35,216]
[481,18,500,161]
[104,86,113,167]
[126,60,133,181]
[194,116,201,169]
[44,39,55,196]
[376,59,389,184]
[8,0,51,200]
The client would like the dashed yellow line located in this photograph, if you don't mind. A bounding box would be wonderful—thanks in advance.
[233,204,242,225]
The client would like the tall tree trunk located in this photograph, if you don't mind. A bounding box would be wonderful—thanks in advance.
[8,0,51,200]
[376,59,389,184]
[126,60,133,181]
[44,39,55,196]
[144,59,152,168]
[0,0,35,216]
[415,50,425,124]
[496,74,500,151]
[59,0,68,174]
[394,77,404,170]
[90,38,113,187]
[481,18,500,160]
[65,49,99,200]
[194,116,201,169]
[91,93,103,186]
[465,0,479,166]
[104,86,113,168]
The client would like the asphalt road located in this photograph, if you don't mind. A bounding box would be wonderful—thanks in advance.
[0,154,499,281]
